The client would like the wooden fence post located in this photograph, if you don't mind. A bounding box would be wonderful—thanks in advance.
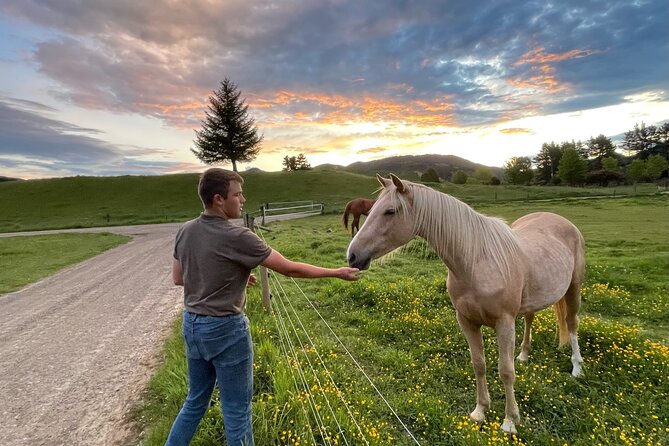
[259,265,271,314]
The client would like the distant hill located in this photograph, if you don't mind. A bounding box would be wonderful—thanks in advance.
[0,176,22,182]
[320,154,503,181]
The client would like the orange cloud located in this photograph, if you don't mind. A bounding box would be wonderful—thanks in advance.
[357,146,388,154]
[508,46,598,93]
[514,47,598,66]
[498,127,533,135]
[248,90,457,128]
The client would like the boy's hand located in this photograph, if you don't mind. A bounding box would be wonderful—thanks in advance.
[338,267,361,281]
[247,274,258,287]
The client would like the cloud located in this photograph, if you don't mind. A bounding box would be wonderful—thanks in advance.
[0,98,185,177]
[2,0,664,132]
[498,128,533,135]
[357,147,389,154]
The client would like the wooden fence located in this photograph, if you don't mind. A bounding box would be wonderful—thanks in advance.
[244,200,325,312]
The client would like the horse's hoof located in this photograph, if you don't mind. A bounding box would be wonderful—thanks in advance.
[516,352,529,362]
[470,407,486,423]
[571,366,583,377]
[501,419,517,434]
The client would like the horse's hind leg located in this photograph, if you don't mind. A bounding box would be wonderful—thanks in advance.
[564,282,584,377]
[517,313,534,361]
[456,312,490,423]
[496,316,521,434]
[352,216,360,237]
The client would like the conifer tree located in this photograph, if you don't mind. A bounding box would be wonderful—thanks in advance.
[192,78,263,172]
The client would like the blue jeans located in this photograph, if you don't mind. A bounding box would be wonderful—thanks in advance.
[165,312,254,446]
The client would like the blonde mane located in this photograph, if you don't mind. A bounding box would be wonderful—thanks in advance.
[383,182,521,277]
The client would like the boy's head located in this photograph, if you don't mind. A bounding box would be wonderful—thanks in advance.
[198,168,244,208]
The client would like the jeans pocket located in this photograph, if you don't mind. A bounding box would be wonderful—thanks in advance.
[198,316,252,364]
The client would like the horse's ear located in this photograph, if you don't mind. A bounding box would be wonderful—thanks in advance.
[376,173,391,188]
[390,173,406,193]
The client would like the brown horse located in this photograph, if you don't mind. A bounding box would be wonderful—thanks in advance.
[342,198,376,237]
[347,174,585,434]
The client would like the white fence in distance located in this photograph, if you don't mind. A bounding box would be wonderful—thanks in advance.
[248,201,325,226]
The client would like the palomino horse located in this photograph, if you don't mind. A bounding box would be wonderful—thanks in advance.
[342,198,376,237]
[347,174,585,434]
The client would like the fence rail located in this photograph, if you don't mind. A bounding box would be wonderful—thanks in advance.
[246,200,325,226]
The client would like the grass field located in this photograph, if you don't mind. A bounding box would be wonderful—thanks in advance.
[2,172,666,444]
[137,194,668,445]
[0,233,130,295]
[0,170,661,233]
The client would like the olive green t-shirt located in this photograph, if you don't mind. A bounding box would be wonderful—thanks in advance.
[173,214,272,316]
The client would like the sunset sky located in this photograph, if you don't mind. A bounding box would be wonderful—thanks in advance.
[1,0,667,179]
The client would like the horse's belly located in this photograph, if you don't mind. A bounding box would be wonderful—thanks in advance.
[517,229,576,315]
[519,267,572,314]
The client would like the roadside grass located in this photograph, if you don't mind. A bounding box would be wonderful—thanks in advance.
[0,233,130,295]
[0,170,661,232]
[137,195,668,445]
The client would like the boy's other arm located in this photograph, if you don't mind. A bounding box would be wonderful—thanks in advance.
[172,258,184,286]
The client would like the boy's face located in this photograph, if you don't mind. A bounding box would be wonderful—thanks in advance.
[219,181,245,219]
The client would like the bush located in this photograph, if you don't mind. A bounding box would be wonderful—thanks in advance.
[420,167,440,183]
[451,170,468,184]
[585,169,625,187]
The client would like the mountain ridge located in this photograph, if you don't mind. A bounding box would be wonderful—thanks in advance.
[314,153,503,181]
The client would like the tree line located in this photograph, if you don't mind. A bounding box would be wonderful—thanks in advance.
[190,78,668,186]
[499,124,669,186]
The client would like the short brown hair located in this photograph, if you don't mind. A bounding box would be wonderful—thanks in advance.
[198,168,244,207]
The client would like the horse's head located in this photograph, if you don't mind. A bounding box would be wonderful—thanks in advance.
[346,174,416,270]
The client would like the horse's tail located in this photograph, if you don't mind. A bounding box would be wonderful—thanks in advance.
[553,298,570,348]
[343,202,351,229]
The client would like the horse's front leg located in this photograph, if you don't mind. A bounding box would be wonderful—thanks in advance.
[456,312,490,423]
[496,317,521,434]
[517,313,534,361]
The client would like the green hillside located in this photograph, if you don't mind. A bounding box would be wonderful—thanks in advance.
[0,169,660,233]
[0,170,379,233]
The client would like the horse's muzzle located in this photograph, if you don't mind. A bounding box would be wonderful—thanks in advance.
[348,252,371,270]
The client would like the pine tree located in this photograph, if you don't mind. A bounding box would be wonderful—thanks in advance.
[534,142,562,184]
[192,78,263,172]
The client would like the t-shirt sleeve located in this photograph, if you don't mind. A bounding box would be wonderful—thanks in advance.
[173,226,183,260]
[232,227,272,269]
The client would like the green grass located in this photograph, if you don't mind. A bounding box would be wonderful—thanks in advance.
[0,171,379,233]
[0,233,130,294]
[0,170,662,233]
[3,173,666,444]
[137,195,668,445]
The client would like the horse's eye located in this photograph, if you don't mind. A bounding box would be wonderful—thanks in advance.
[384,209,396,215]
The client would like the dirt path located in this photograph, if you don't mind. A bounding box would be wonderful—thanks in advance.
[0,223,184,446]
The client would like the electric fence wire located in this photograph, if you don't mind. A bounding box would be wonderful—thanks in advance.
[254,227,421,445]
[270,271,368,446]
[285,275,422,446]
[268,272,331,446]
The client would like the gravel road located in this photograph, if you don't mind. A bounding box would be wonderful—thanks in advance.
[0,223,185,446]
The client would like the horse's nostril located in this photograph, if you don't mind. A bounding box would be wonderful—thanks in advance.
[348,253,356,266]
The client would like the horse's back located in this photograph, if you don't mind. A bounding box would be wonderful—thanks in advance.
[512,212,583,246]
